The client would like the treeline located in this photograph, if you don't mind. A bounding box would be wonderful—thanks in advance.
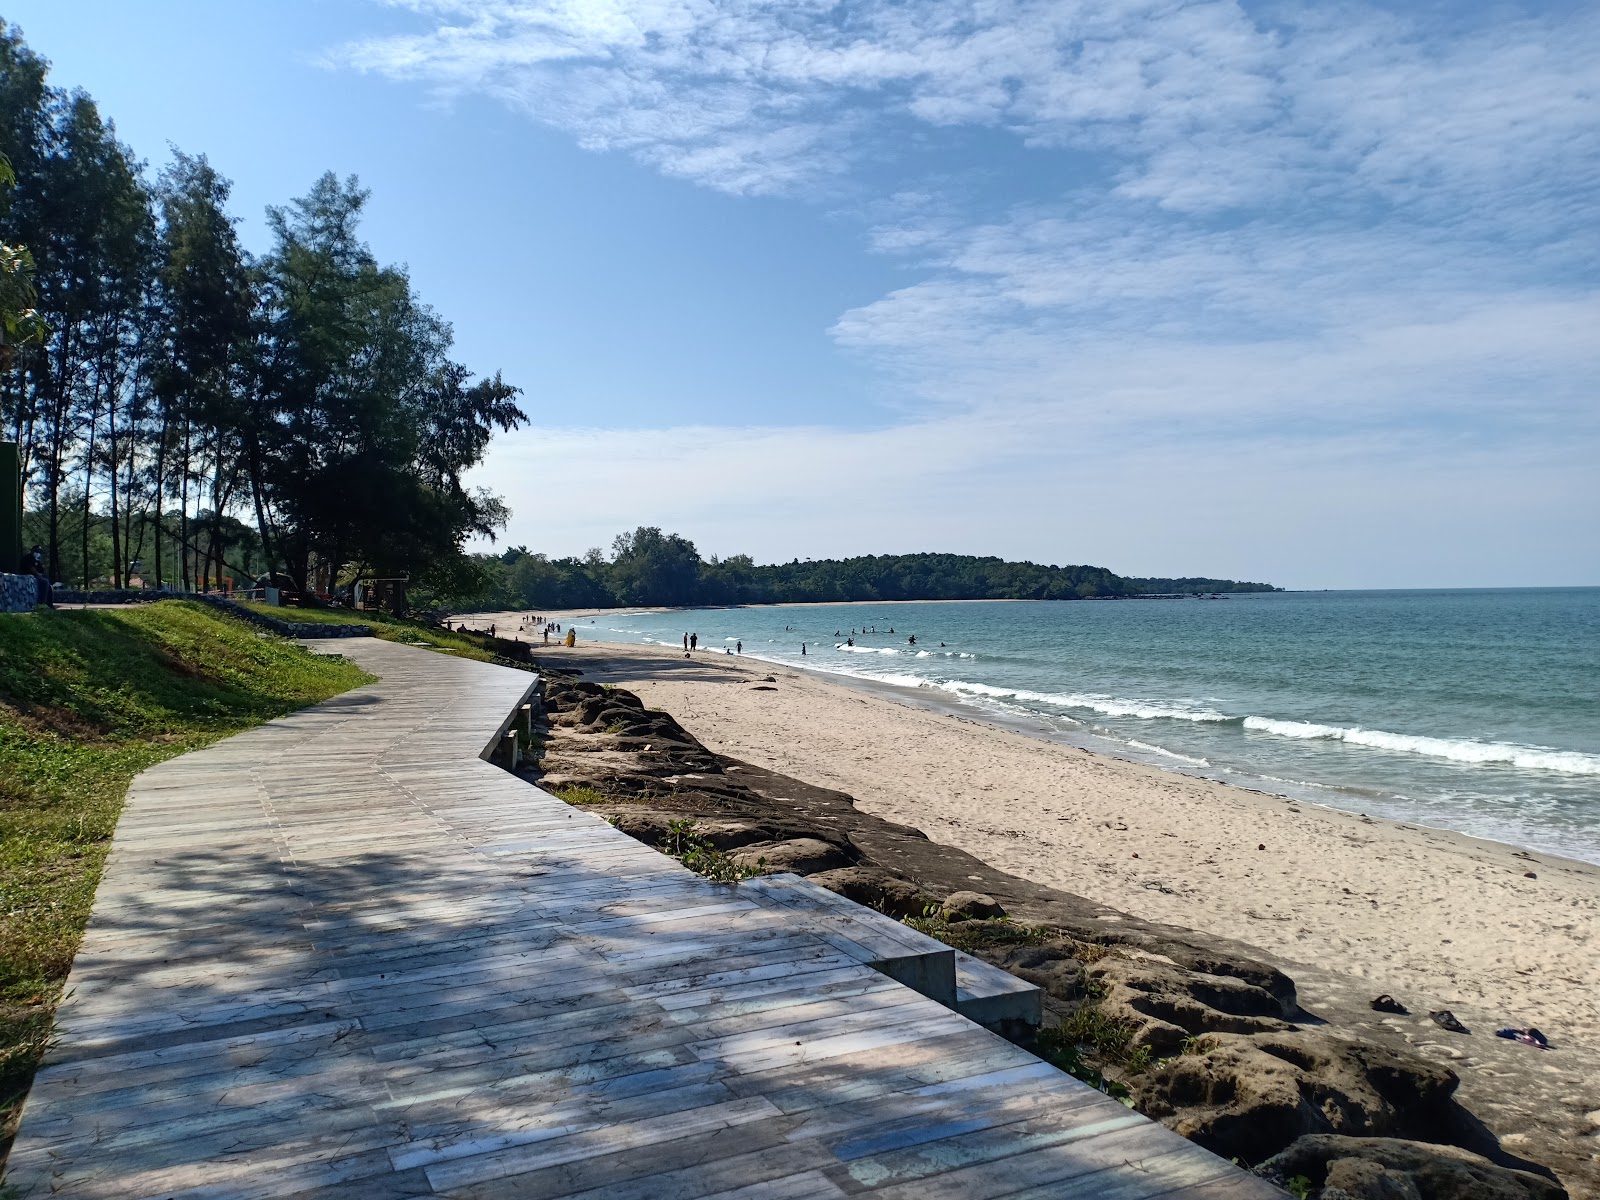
[0,22,525,592]
[454,527,1279,610]
[1127,576,1279,595]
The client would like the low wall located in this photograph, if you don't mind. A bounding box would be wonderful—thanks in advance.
[189,594,375,639]
[0,572,38,613]
[51,588,159,606]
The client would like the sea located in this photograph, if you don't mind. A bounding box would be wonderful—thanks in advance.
[566,589,1600,865]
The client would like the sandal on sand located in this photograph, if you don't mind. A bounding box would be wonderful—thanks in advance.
[1495,1027,1550,1049]
[1370,994,1408,1015]
[1429,1010,1469,1033]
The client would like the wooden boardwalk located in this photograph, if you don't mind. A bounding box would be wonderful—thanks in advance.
[5,640,1280,1199]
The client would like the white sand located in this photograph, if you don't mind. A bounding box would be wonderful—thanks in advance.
[499,621,1600,1043]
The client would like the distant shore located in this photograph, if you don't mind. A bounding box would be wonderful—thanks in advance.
[471,609,1600,1052]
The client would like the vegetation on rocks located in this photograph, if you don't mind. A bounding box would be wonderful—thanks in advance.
[0,601,371,1153]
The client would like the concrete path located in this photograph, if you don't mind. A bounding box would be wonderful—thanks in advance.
[6,639,1280,1199]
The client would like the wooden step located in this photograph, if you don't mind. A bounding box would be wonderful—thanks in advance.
[954,949,1043,1033]
[740,874,956,1008]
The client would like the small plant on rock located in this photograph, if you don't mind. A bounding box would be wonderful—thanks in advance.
[661,819,764,883]
[552,784,610,806]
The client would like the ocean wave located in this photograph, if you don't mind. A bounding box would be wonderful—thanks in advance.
[1241,717,1600,776]
[935,679,1231,724]
[1126,739,1210,766]
[835,644,899,655]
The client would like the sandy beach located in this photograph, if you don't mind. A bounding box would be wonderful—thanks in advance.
[487,613,1600,1044]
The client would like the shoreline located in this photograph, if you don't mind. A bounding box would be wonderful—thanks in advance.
[471,605,1600,872]
[491,622,1600,1047]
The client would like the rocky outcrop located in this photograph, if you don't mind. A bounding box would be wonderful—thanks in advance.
[730,837,857,875]
[1255,1135,1566,1200]
[943,890,1006,920]
[1132,1033,1461,1165]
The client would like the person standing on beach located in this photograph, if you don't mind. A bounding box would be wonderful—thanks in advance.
[683,633,688,650]
[801,642,807,655]
[736,640,742,654]
[690,633,698,651]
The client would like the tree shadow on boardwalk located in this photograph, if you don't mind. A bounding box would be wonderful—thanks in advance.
[6,630,1268,1198]
[5,827,1255,1199]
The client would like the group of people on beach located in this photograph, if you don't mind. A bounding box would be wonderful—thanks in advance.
[517,615,563,644]
[683,632,744,657]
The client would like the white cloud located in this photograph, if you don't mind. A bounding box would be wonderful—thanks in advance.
[337,0,1600,584]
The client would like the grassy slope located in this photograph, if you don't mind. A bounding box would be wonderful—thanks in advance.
[234,601,500,661]
[0,601,374,1155]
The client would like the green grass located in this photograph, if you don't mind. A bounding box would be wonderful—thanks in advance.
[551,783,611,807]
[234,601,501,662]
[0,601,373,1155]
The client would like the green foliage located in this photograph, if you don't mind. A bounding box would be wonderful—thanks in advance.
[1125,576,1279,595]
[257,173,527,591]
[661,819,763,883]
[0,601,371,1146]
[0,19,525,594]
[551,784,611,807]
[1284,1176,1314,1200]
[1033,1002,1148,1104]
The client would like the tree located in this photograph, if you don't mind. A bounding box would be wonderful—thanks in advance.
[609,526,702,606]
[255,172,526,592]
[151,150,254,590]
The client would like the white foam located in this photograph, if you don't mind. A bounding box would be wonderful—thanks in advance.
[1127,739,1210,766]
[936,679,1230,724]
[835,644,899,655]
[1242,717,1600,776]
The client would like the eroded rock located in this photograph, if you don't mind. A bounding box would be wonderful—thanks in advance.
[730,837,857,875]
[1133,1034,1461,1165]
[805,866,932,918]
[943,891,1006,921]
[1255,1135,1566,1200]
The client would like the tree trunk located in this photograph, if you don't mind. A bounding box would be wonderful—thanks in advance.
[152,407,168,589]
[81,400,97,588]
[179,416,191,592]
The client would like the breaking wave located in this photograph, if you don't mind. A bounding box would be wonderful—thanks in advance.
[1240,717,1600,776]
[843,672,1600,779]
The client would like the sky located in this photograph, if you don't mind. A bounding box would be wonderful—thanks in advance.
[8,0,1597,589]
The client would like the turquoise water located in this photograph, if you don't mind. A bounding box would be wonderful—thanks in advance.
[573,589,1600,863]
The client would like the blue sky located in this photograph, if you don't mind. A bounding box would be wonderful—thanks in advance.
[11,0,1597,588]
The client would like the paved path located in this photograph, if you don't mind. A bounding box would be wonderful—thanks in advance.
[6,640,1279,1199]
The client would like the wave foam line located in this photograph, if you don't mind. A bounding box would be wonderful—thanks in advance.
[1241,717,1600,776]
[936,679,1230,724]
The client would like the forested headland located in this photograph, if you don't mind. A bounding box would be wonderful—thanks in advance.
[0,22,525,595]
[459,528,1280,611]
